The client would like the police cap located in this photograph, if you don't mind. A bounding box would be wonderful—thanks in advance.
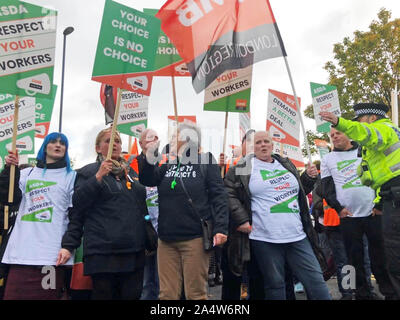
[353,103,389,121]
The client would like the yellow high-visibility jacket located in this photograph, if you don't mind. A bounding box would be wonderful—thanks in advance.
[335,117,400,202]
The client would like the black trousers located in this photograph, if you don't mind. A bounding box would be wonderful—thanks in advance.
[91,269,144,300]
[221,245,264,300]
[340,215,396,298]
[382,199,400,298]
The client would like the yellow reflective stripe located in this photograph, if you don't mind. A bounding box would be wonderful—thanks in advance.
[374,128,383,149]
[384,142,400,156]
[390,162,400,173]
[360,125,372,145]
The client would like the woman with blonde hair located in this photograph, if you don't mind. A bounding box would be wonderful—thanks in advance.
[62,127,149,300]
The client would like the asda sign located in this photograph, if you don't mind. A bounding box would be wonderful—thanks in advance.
[0,0,57,99]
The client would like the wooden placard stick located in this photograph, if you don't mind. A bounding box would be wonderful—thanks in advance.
[221,111,229,178]
[171,76,179,156]
[171,76,178,122]
[106,89,122,160]
[128,135,132,152]
[5,95,20,230]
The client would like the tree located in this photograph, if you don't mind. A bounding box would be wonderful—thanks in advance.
[303,8,400,155]
[302,130,329,157]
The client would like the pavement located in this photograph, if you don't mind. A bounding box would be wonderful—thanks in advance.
[207,277,384,300]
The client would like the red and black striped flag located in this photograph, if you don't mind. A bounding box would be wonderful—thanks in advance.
[156,0,286,93]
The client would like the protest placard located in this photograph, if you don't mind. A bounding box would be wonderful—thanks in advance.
[311,82,341,133]
[92,0,160,96]
[266,89,304,168]
[117,90,148,138]
[204,65,252,113]
[0,94,35,170]
[0,0,57,99]
[239,112,251,142]
[143,8,190,77]
[167,115,196,142]
[315,139,330,159]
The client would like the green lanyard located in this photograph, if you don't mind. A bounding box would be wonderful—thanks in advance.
[170,160,181,190]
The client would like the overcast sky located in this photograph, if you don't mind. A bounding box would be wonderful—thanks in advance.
[22,0,400,168]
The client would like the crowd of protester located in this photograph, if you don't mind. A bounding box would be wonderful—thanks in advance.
[0,102,399,300]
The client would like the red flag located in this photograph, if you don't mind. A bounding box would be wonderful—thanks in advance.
[70,242,92,290]
[156,0,286,93]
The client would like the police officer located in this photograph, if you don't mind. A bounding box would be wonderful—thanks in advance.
[320,103,400,299]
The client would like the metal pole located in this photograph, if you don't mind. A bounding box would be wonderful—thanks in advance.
[59,27,74,133]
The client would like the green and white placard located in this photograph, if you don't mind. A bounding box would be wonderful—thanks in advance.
[92,0,160,96]
[117,90,148,138]
[311,82,341,133]
[204,65,252,113]
[0,0,57,98]
[143,8,190,77]
[0,94,36,170]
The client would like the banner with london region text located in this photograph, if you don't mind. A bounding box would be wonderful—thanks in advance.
[156,0,286,93]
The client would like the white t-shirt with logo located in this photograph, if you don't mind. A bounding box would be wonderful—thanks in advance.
[2,167,76,266]
[249,158,306,243]
[320,148,375,218]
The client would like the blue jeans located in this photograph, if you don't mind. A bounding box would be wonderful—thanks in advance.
[140,253,159,300]
[250,237,331,300]
[325,227,353,297]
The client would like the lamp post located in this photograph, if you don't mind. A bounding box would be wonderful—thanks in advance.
[59,26,74,133]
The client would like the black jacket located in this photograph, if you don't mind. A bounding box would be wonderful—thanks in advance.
[0,166,21,279]
[224,154,327,276]
[0,166,22,206]
[138,152,229,242]
[62,162,148,257]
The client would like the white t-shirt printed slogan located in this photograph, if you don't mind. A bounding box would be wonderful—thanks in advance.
[2,167,76,266]
[249,158,306,243]
[321,148,375,218]
[164,164,198,179]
